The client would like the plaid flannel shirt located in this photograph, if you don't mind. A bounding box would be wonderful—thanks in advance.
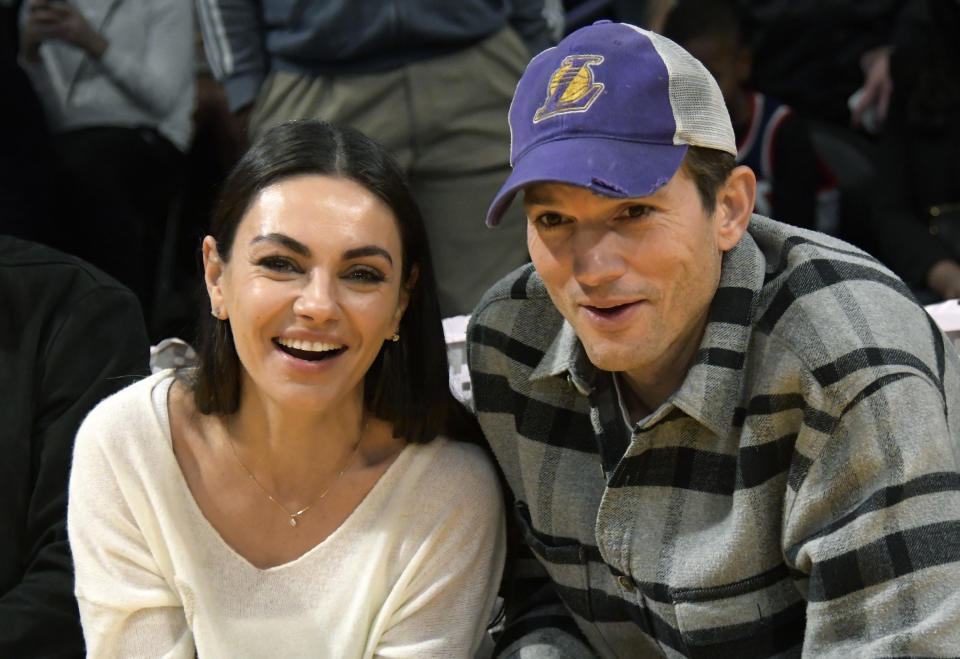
[467,215,960,657]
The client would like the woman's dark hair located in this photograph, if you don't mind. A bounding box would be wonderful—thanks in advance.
[190,119,478,444]
[680,146,737,215]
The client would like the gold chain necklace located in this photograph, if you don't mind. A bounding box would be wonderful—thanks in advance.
[226,423,364,528]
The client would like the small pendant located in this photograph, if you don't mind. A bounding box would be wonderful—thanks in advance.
[289,517,297,527]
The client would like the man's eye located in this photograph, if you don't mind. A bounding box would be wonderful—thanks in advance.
[624,205,652,218]
[257,256,300,273]
[535,212,567,228]
[344,266,385,284]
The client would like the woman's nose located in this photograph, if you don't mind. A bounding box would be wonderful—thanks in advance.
[292,271,339,321]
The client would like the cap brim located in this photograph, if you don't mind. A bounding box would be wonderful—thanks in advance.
[486,137,688,227]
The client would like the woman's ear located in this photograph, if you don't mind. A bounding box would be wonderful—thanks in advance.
[391,265,419,337]
[202,236,227,317]
[714,165,756,252]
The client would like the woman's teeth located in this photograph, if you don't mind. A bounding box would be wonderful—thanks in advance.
[276,338,342,352]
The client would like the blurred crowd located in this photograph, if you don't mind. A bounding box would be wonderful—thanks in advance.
[3,0,958,344]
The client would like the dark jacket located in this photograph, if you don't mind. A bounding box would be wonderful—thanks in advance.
[0,236,150,658]
[742,0,904,124]
[872,0,960,288]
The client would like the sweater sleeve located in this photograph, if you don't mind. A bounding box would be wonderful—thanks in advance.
[68,397,194,659]
[194,0,265,112]
[371,444,507,658]
[96,0,194,118]
[785,372,960,655]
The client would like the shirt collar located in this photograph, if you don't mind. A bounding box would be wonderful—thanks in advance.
[530,320,596,395]
[671,229,765,437]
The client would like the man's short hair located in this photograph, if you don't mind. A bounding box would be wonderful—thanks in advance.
[681,146,737,215]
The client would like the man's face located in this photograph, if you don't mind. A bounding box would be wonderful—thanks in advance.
[523,167,728,385]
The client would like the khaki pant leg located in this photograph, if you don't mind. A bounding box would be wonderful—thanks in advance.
[405,28,531,316]
[247,29,530,316]
[248,69,414,168]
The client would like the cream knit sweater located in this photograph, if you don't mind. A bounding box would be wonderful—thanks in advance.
[68,371,505,658]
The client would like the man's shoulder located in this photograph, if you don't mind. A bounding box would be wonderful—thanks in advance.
[469,262,563,348]
[749,215,917,310]
[746,216,943,377]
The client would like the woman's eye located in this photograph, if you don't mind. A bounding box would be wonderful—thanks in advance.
[345,266,385,283]
[257,255,300,273]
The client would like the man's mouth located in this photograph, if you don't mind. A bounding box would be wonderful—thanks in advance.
[584,302,635,317]
[273,338,346,361]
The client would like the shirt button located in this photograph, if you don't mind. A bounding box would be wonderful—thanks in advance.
[617,575,636,591]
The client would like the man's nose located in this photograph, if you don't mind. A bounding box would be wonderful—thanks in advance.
[572,227,626,289]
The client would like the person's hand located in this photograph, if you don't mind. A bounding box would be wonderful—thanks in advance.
[19,0,61,61]
[19,0,108,61]
[927,259,960,301]
[851,45,893,131]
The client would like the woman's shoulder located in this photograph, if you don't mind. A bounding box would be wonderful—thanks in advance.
[75,369,174,455]
[402,437,503,506]
[82,369,171,421]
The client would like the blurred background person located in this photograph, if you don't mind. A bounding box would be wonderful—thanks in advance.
[17,0,195,326]
[661,0,824,232]
[872,0,960,301]
[195,0,555,316]
[0,234,149,659]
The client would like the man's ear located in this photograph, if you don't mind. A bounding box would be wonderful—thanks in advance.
[714,165,755,251]
[202,236,226,317]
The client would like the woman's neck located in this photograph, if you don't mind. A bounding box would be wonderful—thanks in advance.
[218,386,369,500]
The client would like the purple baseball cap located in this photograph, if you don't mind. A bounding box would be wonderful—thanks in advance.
[486,21,736,227]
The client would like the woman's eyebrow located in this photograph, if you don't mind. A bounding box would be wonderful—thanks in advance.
[251,233,310,256]
[250,235,393,266]
[344,245,393,266]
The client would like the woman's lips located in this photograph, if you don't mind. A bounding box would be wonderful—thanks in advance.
[272,337,346,362]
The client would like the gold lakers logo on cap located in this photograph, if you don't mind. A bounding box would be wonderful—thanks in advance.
[534,55,605,122]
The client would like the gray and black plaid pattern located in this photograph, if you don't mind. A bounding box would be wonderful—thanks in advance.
[468,215,960,657]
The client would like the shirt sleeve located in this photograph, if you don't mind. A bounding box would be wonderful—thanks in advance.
[97,0,195,118]
[371,446,508,658]
[68,398,194,659]
[0,284,149,658]
[194,0,266,111]
[785,372,960,655]
[492,514,595,658]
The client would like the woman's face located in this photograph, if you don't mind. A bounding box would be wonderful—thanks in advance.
[204,174,410,413]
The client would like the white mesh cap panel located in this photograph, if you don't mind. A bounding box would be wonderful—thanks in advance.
[637,26,737,155]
